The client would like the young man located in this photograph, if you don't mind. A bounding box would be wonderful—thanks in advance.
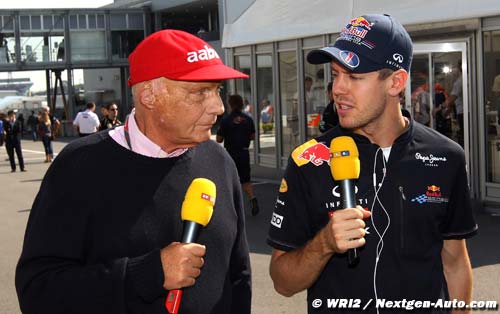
[216,94,260,216]
[4,110,26,172]
[268,14,477,314]
[16,30,251,314]
[100,103,122,130]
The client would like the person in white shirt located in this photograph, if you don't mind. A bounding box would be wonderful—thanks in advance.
[73,102,101,137]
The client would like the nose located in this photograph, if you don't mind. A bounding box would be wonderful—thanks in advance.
[332,73,349,97]
[206,93,224,116]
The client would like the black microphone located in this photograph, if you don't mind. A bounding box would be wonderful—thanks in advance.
[330,136,361,266]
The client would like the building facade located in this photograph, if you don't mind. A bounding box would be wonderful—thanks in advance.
[3,0,500,210]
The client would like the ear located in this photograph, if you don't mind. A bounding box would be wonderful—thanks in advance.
[387,69,408,97]
[139,81,156,110]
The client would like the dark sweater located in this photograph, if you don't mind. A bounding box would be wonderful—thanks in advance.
[15,131,251,314]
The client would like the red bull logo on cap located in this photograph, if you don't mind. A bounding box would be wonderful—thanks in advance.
[341,16,374,39]
[292,139,331,167]
[349,17,374,30]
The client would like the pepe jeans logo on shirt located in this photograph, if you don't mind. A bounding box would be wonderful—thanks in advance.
[415,152,447,167]
[186,45,220,63]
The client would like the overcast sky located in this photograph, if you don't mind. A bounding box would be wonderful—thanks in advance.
[0,0,113,9]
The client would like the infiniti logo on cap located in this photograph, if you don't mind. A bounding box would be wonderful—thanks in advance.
[339,50,360,68]
[393,53,404,63]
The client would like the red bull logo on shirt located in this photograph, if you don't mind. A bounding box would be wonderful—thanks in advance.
[411,185,448,204]
[426,185,442,197]
[292,140,331,167]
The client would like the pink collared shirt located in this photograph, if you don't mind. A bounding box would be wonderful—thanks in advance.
[109,109,187,158]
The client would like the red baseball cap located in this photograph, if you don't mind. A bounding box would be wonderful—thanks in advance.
[128,29,248,86]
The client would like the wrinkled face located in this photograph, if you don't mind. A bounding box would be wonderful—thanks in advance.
[331,62,388,131]
[151,78,224,148]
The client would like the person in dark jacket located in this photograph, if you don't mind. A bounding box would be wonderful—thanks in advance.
[318,81,339,133]
[4,110,25,172]
[99,102,122,130]
[216,94,260,216]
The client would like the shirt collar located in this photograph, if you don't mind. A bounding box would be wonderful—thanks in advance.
[127,109,187,158]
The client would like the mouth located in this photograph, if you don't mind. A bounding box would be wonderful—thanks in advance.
[336,102,354,114]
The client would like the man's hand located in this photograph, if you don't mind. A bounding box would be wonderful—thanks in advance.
[160,242,206,290]
[321,205,371,254]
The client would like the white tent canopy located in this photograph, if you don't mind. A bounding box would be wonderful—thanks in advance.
[222,0,500,48]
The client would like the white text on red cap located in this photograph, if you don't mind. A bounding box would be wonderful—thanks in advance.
[187,45,220,63]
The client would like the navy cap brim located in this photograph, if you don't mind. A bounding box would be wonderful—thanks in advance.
[307,46,388,73]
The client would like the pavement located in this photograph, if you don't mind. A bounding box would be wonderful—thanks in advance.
[0,138,499,314]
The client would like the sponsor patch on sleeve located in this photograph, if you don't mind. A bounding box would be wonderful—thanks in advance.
[279,178,288,193]
[271,212,284,228]
[291,139,331,167]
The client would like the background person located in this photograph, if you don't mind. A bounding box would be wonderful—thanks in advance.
[99,104,109,129]
[260,99,273,133]
[16,29,251,314]
[100,103,122,130]
[38,110,54,163]
[4,110,25,172]
[0,112,5,147]
[217,94,260,216]
[27,111,38,141]
[443,62,464,146]
[73,102,100,137]
[318,81,339,133]
[268,14,477,314]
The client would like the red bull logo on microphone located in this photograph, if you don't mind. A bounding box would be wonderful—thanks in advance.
[292,139,331,167]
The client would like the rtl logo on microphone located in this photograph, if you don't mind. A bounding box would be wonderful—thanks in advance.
[200,193,215,203]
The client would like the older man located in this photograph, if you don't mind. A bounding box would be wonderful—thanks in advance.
[16,30,251,314]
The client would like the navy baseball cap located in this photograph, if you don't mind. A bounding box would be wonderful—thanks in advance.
[307,14,413,73]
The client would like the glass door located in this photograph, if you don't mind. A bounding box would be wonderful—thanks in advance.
[406,43,469,169]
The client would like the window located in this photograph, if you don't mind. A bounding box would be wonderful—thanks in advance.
[484,30,500,183]
[279,50,298,159]
[257,54,276,159]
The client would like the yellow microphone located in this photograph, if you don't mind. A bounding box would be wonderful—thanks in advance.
[330,136,361,266]
[180,178,216,242]
[166,178,216,314]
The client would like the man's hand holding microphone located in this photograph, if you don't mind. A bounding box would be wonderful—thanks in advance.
[161,178,216,314]
[325,136,371,265]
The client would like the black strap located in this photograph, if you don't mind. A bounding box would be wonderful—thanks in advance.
[124,115,132,150]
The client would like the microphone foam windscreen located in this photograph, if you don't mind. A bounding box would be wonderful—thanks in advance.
[330,136,360,180]
[181,178,216,227]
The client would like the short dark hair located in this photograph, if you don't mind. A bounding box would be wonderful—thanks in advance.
[228,94,244,111]
[105,102,118,110]
[7,110,15,116]
[86,102,96,109]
